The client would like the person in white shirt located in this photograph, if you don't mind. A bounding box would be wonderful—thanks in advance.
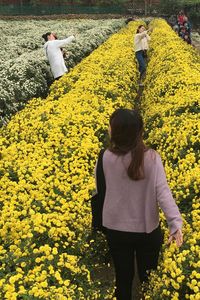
[134,25,151,85]
[42,32,75,80]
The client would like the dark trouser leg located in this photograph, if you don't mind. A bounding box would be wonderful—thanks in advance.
[136,50,146,80]
[136,226,163,283]
[55,76,62,81]
[106,230,135,300]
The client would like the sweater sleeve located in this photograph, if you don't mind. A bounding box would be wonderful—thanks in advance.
[94,160,98,194]
[155,154,182,235]
[137,31,149,39]
[146,33,151,41]
[54,36,75,48]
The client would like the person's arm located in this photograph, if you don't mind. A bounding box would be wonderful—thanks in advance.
[155,154,183,246]
[94,160,98,194]
[44,43,49,59]
[146,33,151,41]
[136,31,149,39]
[54,35,75,48]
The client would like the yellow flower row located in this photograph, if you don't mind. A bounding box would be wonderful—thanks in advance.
[0,21,141,299]
[142,19,200,300]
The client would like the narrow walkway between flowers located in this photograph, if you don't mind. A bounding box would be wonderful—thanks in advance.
[91,253,142,300]
[134,85,144,110]
[91,82,146,300]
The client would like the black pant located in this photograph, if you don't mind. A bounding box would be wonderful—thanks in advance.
[55,76,62,81]
[135,50,146,79]
[106,225,163,300]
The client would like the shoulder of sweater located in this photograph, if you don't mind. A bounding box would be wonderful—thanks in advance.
[104,148,160,161]
[103,149,112,157]
[103,149,119,161]
[44,40,54,47]
[144,148,161,163]
[134,34,140,40]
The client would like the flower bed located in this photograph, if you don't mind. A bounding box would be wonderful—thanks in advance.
[0,21,140,299]
[142,19,200,300]
[0,18,124,125]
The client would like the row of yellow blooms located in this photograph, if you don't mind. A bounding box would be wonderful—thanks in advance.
[0,18,199,299]
[142,19,200,300]
[0,21,140,299]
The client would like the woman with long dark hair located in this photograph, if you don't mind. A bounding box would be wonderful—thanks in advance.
[134,25,150,85]
[95,109,183,300]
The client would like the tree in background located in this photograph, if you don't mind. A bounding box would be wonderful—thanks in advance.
[159,0,200,13]
[20,0,155,9]
[26,0,129,5]
[159,0,200,25]
[129,0,159,15]
[3,0,199,22]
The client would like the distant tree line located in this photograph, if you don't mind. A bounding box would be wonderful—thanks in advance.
[1,0,199,9]
[6,0,160,8]
[159,0,200,25]
[17,0,133,5]
[160,0,200,13]
[1,0,199,22]
[14,0,200,11]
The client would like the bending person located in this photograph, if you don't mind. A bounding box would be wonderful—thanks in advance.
[134,25,151,85]
[42,32,75,80]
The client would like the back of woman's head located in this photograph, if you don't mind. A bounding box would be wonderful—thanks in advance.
[110,109,143,151]
[109,109,146,180]
[42,32,51,42]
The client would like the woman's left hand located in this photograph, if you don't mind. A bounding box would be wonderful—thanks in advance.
[168,229,183,247]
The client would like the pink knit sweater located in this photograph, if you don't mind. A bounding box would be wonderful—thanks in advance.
[101,149,182,234]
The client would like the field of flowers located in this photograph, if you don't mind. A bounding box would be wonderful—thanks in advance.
[142,19,200,300]
[0,18,124,125]
[0,20,140,299]
[0,16,199,300]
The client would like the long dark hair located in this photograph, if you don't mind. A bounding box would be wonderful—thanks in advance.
[42,32,51,42]
[109,109,147,180]
[136,25,145,33]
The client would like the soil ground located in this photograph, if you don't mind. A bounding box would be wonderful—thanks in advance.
[93,255,142,300]
[0,13,128,20]
[192,31,200,52]
[92,84,144,300]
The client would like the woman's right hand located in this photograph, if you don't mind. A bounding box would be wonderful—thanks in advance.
[168,229,183,247]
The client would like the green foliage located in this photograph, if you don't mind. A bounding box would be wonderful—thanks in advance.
[28,0,129,5]
[0,19,124,126]
[181,0,200,4]
[159,0,200,14]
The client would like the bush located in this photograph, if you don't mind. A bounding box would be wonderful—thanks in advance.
[142,19,200,300]
[0,19,125,125]
[0,20,140,299]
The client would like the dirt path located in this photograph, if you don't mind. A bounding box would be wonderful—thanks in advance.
[92,255,142,300]
[92,84,145,300]
[134,85,144,110]
[192,31,200,52]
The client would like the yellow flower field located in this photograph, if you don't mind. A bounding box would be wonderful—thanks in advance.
[142,19,200,300]
[0,17,199,299]
[0,21,140,299]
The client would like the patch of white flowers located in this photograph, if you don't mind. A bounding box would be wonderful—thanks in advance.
[0,18,125,125]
